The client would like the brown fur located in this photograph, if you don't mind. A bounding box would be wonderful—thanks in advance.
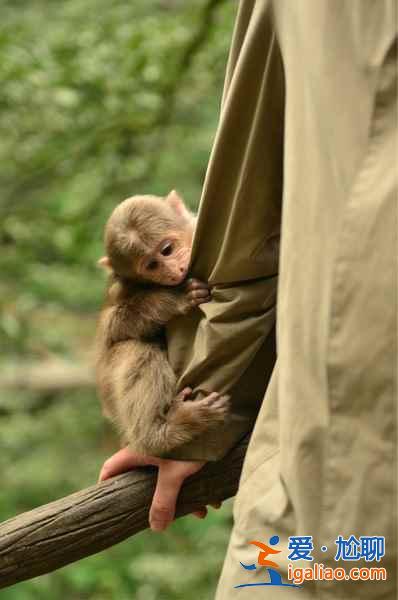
[96,192,228,456]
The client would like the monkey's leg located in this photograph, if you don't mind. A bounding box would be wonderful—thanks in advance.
[115,343,229,456]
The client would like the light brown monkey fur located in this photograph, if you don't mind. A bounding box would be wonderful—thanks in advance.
[96,190,229,456]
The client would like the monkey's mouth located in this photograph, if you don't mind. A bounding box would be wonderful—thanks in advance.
[165,269,188,286]
[170,275,187,286]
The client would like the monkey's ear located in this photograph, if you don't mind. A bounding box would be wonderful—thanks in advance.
[165,189,191,220]
[97,256,112,271]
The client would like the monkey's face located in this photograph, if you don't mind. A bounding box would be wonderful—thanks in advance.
[138,230,192,286]
[100,191,195,285]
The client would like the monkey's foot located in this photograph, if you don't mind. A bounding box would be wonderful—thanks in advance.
[164,392,230,448]
[194,392,230,423]
[185,278,211,307]
[171,392,229,436]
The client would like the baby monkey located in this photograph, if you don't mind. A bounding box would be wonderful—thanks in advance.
[96,190,229,457]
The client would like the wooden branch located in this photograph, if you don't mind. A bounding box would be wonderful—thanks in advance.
[0,435,249,589]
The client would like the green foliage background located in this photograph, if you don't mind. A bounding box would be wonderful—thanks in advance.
[0,1,236,598]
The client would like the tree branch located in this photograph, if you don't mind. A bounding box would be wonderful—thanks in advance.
[0,434,249,589]
[0,361,94,394]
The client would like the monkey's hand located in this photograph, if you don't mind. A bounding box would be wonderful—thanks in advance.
[184,278,211,309]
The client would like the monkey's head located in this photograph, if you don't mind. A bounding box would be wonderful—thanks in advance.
[98,190,195,286]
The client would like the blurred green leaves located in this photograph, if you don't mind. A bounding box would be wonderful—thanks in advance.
[0,0,235,356]
[0,0,233,204]
[0,1,235,598]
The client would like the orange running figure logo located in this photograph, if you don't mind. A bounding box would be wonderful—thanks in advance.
[236,535,301,589]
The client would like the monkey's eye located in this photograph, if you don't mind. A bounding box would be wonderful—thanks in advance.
[160,243,173,257]
[146,260,159,271]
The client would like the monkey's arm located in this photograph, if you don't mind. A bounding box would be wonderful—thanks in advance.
[143,278,210,320]
[131,280,210,336]
[101,279,210,343]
